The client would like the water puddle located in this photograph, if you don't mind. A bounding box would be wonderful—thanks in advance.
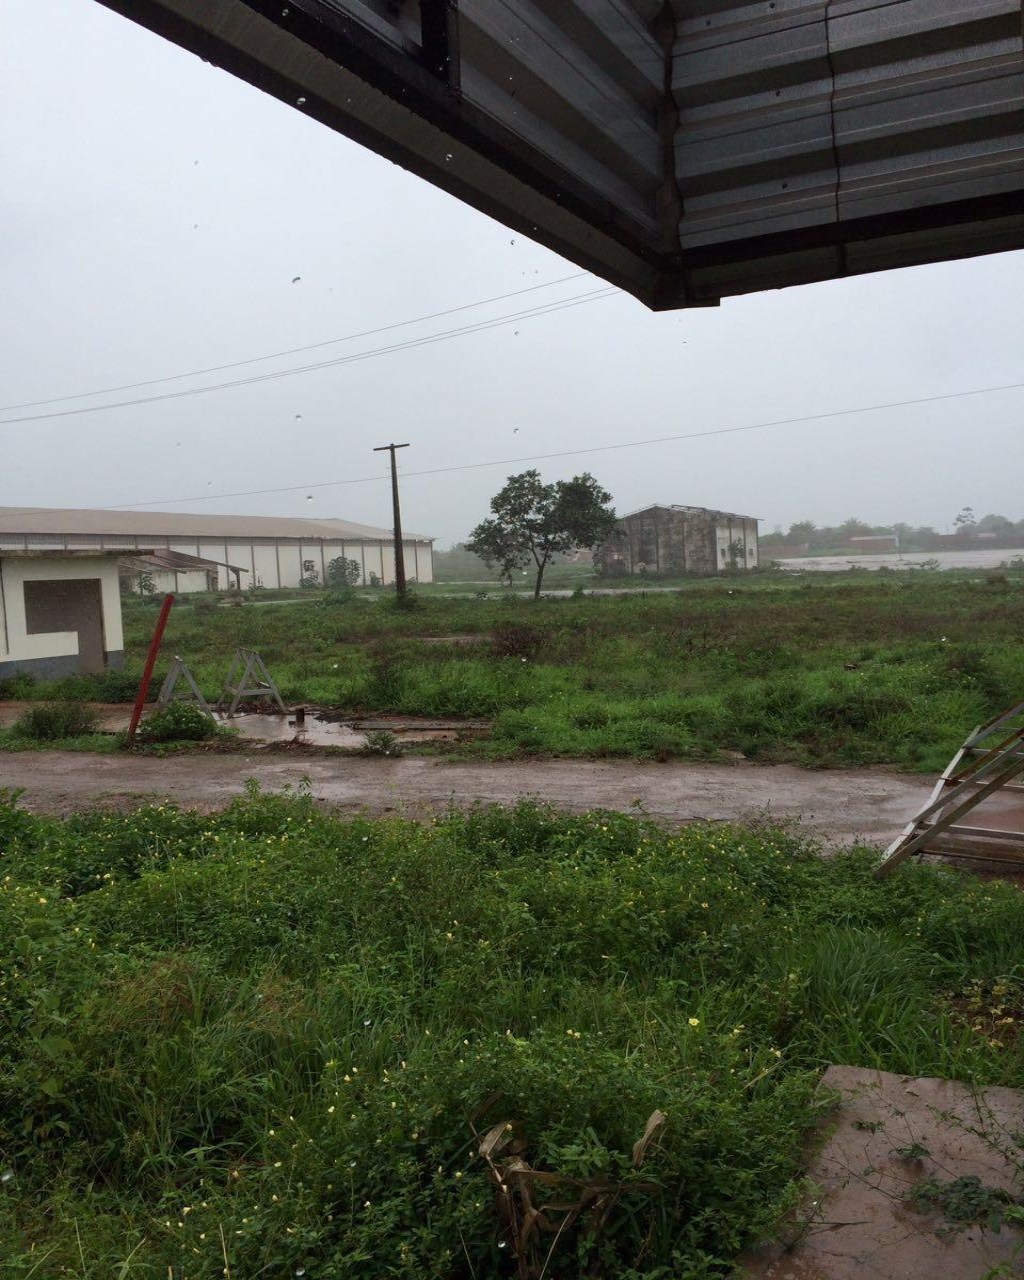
[224,710,489,748]
[0,701,489,749]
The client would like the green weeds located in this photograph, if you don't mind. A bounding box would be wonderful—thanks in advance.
[116,573,1023,769]
[10,702,99,741]
[6,573,1022,768]
[1,793,1022,1275]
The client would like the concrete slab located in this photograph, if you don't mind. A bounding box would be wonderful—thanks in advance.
[742,1066,1024,1279]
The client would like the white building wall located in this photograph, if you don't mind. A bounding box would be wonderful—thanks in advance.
[713,520,758,570]
[0,556,123,671]
[1,535,433,598]
[745,519,759,567]
[278,544,303,588]
[251,543,279,589]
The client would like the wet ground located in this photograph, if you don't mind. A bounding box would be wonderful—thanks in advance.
[0,702,489,748]
[0,750,933,845]
[742,1066,1024,1279]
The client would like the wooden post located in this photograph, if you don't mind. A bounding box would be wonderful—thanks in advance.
[373,442,410,599]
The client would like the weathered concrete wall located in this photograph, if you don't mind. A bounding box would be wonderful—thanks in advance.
[0,556,124,676]
[599,508,758,576]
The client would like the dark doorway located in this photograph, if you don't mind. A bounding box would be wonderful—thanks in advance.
[24,578,106,674]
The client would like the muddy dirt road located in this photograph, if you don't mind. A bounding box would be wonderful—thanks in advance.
[0,752,931,846]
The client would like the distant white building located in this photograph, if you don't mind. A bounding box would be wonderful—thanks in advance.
[0,508,434,593]
[0,551,127,679]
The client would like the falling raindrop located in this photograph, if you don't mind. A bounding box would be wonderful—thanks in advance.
[444,152,453,161]
[363,1019,372,1026]
[282,6,290,13]
[296,96,307,106]
[294,1270,305,1278]
[0,1171,14,1185]
[206,482,212,487]
[292,276,301,283]
[306,495,314,503]
[295,413,302,419]
[513,330,519,336]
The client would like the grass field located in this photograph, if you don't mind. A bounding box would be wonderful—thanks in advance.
[140,571,1023,770]
[2,570,1022,770]
[2,789,1022,1277]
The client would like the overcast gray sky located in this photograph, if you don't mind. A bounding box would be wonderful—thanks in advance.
[2,0,1022,545]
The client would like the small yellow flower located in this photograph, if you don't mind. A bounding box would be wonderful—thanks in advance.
[688,1017,700,1028]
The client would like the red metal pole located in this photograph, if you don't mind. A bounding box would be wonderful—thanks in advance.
[126,593,175,744]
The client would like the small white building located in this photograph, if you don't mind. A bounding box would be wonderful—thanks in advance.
[0,552,127,680]
[0,508,435,593]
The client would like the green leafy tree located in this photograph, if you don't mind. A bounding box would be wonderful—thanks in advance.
[326,556,361,588]
[467,470,617,600]
[785,520,817,546]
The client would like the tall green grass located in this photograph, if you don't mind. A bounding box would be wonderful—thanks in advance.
[187,575,1024,767]
[1,790,1022,1276]
[5,571,1023,767]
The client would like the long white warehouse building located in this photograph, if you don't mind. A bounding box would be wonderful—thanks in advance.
[0,508,434,592]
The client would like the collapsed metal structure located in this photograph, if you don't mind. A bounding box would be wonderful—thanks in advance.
[99,0,1024,309]
[875,699,1024,875]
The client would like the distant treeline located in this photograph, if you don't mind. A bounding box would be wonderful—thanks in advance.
[767,511,1024,554]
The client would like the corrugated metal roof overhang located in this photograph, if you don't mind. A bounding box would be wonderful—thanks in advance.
[97,0,1024,308]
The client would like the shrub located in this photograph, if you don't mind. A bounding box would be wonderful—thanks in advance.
[361,728,402,756]
[136,702,219,743]
[12,701,100,740]
[327,556,361,588]
[0,671,36,700]
[492,621,544,660]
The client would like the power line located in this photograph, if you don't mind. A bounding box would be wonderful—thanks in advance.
[4,380,1020,522]
[0,272,590,412]
[0,288,618,425]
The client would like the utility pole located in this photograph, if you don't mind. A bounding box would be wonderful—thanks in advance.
[373,442,410,598]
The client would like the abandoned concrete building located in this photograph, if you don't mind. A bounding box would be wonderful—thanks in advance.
[599,506,759,577]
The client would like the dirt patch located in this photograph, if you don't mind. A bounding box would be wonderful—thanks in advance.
[742,1066,1024,1279]
[0,752,933,845]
